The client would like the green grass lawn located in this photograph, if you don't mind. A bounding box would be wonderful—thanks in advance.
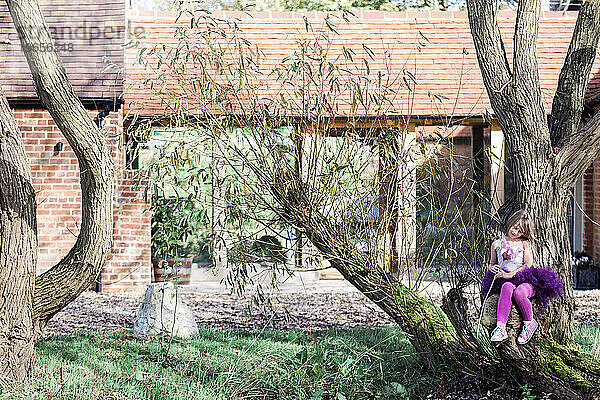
[2,325,598,400]
[4,327,427,400]
[573,324,600,356]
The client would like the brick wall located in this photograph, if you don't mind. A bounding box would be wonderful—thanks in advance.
[15,106,151,292]
[583,158,600,260]
[106,170,152,291]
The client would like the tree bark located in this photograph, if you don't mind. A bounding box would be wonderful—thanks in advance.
[465,0,600,342]
[4,0,114,332]
[0,87,37,381]
[0,0,114,378]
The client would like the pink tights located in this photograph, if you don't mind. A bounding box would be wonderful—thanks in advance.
[497,282,535,324]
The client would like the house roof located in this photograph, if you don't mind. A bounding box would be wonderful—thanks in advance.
[125,10,600,120]
[0,0,125,102]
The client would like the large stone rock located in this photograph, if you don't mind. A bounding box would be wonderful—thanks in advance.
[134,282,199,338]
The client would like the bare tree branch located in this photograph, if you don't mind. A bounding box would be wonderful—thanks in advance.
[557,110,600,187]
[514,0,540,79]
[466,0,512,105]
[513,0,545,116]
[550,0,600,149]
[4,0,114,327]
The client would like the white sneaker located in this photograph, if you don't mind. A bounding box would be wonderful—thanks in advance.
[517,320,538,345]
[490,325,508,342]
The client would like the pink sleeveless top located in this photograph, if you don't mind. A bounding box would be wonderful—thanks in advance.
[497,238,525,272]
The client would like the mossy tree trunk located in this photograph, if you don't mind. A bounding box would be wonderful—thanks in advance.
[0,0,114,378]
[267,159,600,397]
[462,0,600,394]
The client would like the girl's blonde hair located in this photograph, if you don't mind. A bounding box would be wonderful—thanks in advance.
[505,209,535,242]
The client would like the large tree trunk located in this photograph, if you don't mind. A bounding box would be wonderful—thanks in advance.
[0,0,114,378]
[5,0,114,330]
[463,0,600,395]
[262,5,600,379]
[504,145,575,339]
[466,0,600,341]
[0,87,37,381]
[256,2,600,386]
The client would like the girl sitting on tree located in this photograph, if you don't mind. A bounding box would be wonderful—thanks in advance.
[481,210,563,344]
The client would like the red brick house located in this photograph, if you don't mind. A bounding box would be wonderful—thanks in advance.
[125,9,600,266]
[4,4,600,291]
[0,0,150,291]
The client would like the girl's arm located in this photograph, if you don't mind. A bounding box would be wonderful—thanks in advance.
[488,240,500,273]
[522,241,534,267]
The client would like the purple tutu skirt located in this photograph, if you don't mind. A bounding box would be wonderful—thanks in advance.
[481,267,564,309]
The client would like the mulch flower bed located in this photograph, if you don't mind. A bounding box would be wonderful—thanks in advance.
[44,288,600,336]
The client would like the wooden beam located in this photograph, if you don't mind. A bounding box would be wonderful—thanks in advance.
[489,121,505,214]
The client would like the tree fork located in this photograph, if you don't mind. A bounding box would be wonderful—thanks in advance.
[4,0,114,331]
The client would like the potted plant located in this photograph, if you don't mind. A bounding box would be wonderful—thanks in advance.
[151,197,201,284]
[573,251,600,290]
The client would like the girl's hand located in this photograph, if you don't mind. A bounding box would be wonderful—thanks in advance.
[494,270,510,279]
[488,264,501,274]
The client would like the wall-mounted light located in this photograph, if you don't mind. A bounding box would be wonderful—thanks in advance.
[54,141,63,154]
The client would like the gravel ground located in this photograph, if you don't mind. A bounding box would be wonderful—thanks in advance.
[43,288,600,336]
